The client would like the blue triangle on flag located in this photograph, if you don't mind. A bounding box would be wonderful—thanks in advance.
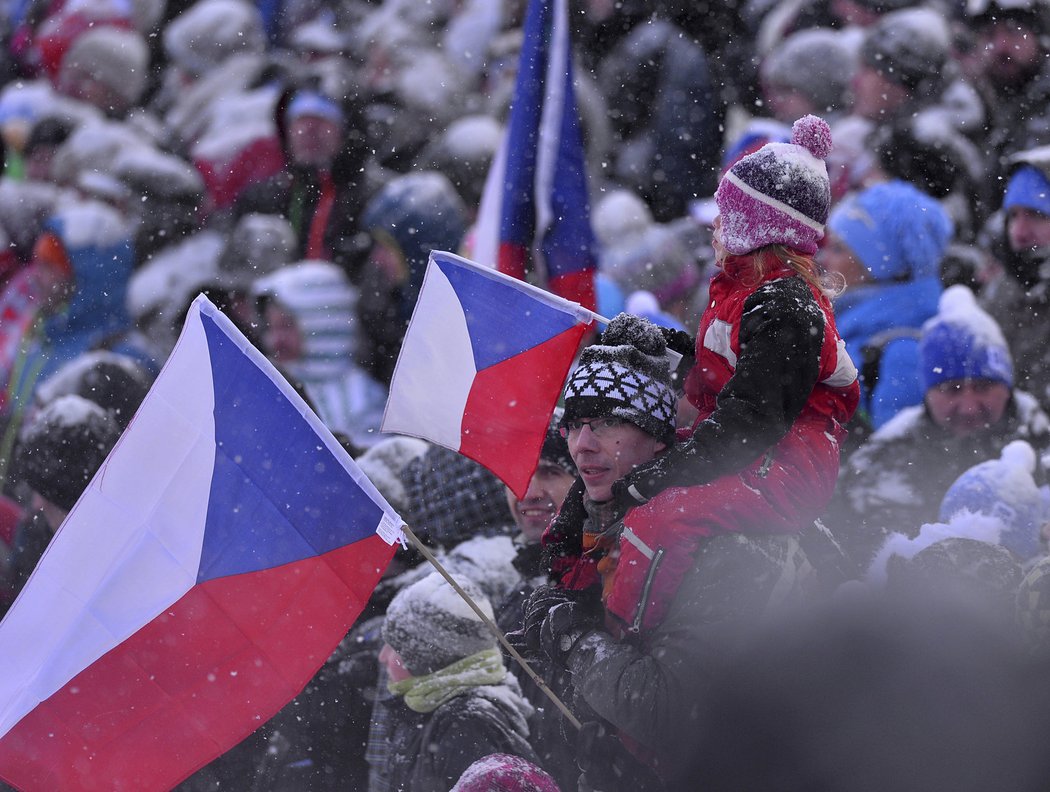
[436,254,579,371]
[196,312,384,582]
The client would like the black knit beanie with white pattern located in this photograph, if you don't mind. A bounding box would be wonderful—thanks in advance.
[562,314,677,443]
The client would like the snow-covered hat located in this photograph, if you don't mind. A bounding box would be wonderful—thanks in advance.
[59,27,149,108]
[218,213,296,289]
[382,572,497,676]
[938,441,1049,561]
[35,351,153,428]
[860,8,951,91]
[919,285,1013,392]
[355,436,429,516]
[828,179,953,281]
[602,223,701,308]
[163,0,266,78]
[760,28,857,114]
[714,114,832,256]
[451,754,560,792]
[562,313,676,443]
[15,394,121,511]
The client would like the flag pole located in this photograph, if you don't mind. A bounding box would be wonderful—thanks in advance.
[400,522,583,731]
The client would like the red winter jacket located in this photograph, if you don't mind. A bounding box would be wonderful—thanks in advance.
[601,259,859,634]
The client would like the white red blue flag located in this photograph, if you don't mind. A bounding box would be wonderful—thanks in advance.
[0,295,402,791]
[473,0,598,312]
[382,251,592,498]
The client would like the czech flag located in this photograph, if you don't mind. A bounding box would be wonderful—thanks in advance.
[0,296,402,791]
[472,0,598,312]
[382,251,592,499]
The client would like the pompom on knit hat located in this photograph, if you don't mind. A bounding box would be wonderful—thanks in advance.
[938,441,1050,562]
[860,8,951,92]
[714,114,832,256]
[59,27,149,108]
[382,572,497,677]
[562,313,676,443]
[828,179,953,281]
[919,285,1013,392]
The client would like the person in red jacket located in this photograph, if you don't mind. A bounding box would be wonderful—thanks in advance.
[542,114,859,628]
[525,115,860,788]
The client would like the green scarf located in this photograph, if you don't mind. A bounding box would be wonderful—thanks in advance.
[388,648,506,714]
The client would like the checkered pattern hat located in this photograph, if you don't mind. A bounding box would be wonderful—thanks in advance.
[563,313,676,442]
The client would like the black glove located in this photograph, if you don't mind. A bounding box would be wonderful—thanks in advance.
[660,326,696,392]
[523,584,579,653]
[539,599,599,665]
[659,326,695,358]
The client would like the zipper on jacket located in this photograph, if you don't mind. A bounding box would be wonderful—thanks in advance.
[630,547,666,634]
[757,448,775,478]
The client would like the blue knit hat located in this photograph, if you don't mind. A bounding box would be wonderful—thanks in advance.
[939,441,1049,561]
[1003,165,1050,217]
[828,180,953,281]
[919,285,1013,392]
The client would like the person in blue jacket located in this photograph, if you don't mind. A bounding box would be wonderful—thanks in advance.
[821,179,953,430]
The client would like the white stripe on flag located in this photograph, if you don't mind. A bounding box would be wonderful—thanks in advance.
[381,264,477,449]
[533,0,570,265]
[0,307,217,738]
[472,135,508,270]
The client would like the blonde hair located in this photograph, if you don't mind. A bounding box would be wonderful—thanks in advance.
[729,244,844,298]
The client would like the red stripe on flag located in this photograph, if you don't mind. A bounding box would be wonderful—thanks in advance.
[460,324,586,497]
[0,536,394,791]
[549,269,597,314]
[497,241,528,282]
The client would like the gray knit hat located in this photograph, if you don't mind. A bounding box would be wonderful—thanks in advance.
[382,572,496,676]
[562,313,676,443]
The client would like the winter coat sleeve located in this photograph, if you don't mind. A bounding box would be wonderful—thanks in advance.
[625,277,825,500]
[564,533,812,785]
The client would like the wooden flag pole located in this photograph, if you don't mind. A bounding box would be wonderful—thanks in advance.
[401,523,583,731]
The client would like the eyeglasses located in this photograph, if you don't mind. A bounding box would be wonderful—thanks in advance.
[559,417,627,438]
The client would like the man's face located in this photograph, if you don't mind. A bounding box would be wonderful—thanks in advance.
[1007,206,1050,254]
[849,65,910,121]
[977,19,1043,86]
[565,417,666,502]
[378,643,411,682]
[287,115,342,168]
[925,379,1011,436]
[505,461,575,543]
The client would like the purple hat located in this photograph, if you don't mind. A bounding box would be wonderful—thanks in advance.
[715,115,832,256]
